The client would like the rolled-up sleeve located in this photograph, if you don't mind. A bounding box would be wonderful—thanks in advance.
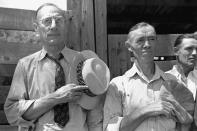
[4,60,35,127]
[103,79,124,131]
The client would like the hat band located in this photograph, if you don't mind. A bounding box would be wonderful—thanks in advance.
[76,60,97,97]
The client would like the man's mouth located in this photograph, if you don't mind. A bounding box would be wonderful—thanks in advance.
[47,32,61,36]
[188,58,195,61]
[142,49,152,53]
[47,34,60,37]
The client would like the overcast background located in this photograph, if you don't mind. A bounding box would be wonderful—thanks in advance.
[0,0,67,10]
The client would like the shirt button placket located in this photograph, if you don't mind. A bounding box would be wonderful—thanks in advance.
[147,82,155,103]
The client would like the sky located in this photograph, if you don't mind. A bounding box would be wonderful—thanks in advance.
[0,0,67,10]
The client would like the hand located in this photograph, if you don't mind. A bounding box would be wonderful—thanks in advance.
[160,93,193,124]
[142,100,176,119]
[54,84,88,104]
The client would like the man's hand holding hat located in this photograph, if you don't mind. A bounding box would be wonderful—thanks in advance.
[71,50,110,110]
[54,84,88,104]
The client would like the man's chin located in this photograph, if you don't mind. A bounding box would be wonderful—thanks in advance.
[141,56,154,62]
[187,59,196,65]
[184,62,195,68]
[48,39,59,44]
[188,62,195,67]
[142,54,154,59]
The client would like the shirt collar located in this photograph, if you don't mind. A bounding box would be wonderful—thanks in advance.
[37,46,73,64]
[171,64,186,79]
[124,60,167,81]
[38,48,47,61]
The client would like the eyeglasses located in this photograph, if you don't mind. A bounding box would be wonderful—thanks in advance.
[39,16,65,27]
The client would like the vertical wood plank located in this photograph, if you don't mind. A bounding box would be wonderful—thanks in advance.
[0,110,8,124]
[108,34,132,78]
[67,0,82,51]
[81,0,95,51]
[0,86,10,104]
[0,86,10,124]
[94,0,108,63]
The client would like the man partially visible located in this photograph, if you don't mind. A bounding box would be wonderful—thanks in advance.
[166,34,197,98]
[4,3,102,131]
[167,34,197,131]
[103,22,193,131]
[190,60,197,131]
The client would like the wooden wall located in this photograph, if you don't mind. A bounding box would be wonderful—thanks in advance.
[67,0,107,62]
[0,8,36,130]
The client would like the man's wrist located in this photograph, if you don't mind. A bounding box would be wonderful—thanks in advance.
[46,92,65,105]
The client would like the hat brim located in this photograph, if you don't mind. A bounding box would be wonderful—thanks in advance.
[72,50,110,110]
[161,79,194,113]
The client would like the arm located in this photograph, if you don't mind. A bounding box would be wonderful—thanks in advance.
[119,100,176,131]
[177,124,191,131]
[161,91,193,124]
[104,81,174,131]
[103,81,124,131]
[103,78,176,131]
[22,84,84,120]
[22,91,62,120]
[160,91,193,131]
[4,60,35,126]
[167,100,192,131]
[4,60,84,125]
[119,107,150,131]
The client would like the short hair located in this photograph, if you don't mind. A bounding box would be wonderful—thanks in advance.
[35,3,64,20]
[174,34,195,48]
[127,22,156,40]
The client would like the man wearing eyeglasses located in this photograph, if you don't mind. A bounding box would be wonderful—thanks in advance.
[4,3,103,131]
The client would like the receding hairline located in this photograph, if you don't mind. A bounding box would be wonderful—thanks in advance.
[174,34,196,48]
[35,3,64,20]
[127,25,156,41]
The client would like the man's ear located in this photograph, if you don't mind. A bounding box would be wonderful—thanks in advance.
[173,46,179,56]
[33,21,39,32]
[33,22,40,38]
[125,40,133,52]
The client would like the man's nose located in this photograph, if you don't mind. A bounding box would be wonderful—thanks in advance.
[50,19,57,29]
[192,49,197,55]
[144,40,151,48]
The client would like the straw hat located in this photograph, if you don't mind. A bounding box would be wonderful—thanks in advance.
[73,50,110,110]
[160,79,194,121]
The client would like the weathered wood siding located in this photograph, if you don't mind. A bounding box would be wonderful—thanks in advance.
[67,0,108,62]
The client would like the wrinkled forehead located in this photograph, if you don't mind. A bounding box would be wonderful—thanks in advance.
[37,5,64,20]
[129,26,156,39]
